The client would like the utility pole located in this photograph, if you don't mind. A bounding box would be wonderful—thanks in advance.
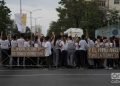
[20,0,23,33]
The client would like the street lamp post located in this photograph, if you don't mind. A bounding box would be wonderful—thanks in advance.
[34,17,42,32]
[106,12,110,28]
[30,9,41,40]
[20,0,22,14]
[22,9,41,40]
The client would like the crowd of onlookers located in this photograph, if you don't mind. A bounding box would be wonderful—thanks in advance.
[0,33,120,69]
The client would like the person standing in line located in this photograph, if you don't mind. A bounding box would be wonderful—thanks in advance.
[67,36,76,67]
[113,37,120,69]
[50,32,56,67]
[75,37,81,68]
[79,35,88,68]
[55,35,62,67]
[11,35,18,65]
[17,34,25,65]
[44,36,52,68]
[7,35,11,56]
[41,37,46,48]
[60,36,68,67]
[24,37,30,47]
[34,36,39,48]
[94,36,102,68]
[105,38,113,69]
[87,37,95,68]
[11,36,18,48]
[0,35,10,65]
[17,34,25,48]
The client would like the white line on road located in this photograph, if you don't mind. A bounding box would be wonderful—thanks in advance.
[0,74,110,77]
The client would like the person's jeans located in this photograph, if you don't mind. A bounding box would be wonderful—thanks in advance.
[67,50,75,66]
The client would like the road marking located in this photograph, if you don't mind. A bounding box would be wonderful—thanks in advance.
[0,74,110,77]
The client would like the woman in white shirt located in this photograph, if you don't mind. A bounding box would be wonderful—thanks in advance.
[11,36,18,48]
[94,36,104,68]
[105,38,113,69]
[60,37,68,67]
[75,37,81,68]
[24,37,30,47]
[1,35,10,65]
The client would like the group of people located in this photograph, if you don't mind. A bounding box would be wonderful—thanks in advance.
[0,33,120,69]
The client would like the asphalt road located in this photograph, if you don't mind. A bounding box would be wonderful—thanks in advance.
[0,68,120,86]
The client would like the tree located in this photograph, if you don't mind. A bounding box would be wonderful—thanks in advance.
[107,9,120,25]
[48,0,107,37]
[0,0,12,34]
[47,21,62,36]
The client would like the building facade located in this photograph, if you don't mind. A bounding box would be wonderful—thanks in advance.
[97,0,120,11]
[95,25,120,38]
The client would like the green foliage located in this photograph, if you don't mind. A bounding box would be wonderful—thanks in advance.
[108,10,120,25]
[0,0,12,34]
[48,0,107,37]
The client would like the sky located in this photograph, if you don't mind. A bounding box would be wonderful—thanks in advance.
[5,0,60,35]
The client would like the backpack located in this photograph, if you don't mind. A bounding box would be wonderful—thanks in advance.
[67,41,75,50]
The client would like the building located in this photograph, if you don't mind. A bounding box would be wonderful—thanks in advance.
[97,0,120,11]
[109,0,120,11]
[95,25,120,38]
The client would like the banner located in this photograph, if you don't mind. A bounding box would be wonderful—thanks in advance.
[11,48,45,57]
[15,13,27,33]
[88,48,120,59]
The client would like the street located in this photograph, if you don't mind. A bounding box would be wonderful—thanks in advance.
[0,68,119,86]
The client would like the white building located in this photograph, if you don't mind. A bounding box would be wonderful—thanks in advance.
[109,0,120,11]
[97,0,120,11]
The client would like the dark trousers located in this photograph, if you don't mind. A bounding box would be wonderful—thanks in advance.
[79,50,88,68]
[60,50,67,67]
[94,59,104,68]
[107,59,113,67]
[46,55,52,68]
[1,49,9,65]
[75,50,81,67]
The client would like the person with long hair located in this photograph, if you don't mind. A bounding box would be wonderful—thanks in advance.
[60,36,68,67]
[67,36,76,67]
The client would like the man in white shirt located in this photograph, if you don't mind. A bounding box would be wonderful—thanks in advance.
[17,35,25,47]
[79,35,89,68]
[44,36,52,68]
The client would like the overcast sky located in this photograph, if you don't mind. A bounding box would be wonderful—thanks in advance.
[5,0,60,35]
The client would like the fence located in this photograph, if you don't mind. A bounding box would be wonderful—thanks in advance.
[9,47,45,67]
[0,47,120,67]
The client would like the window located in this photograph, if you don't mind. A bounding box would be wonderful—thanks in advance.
[98,1,106,7]
[114,0,120,4]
